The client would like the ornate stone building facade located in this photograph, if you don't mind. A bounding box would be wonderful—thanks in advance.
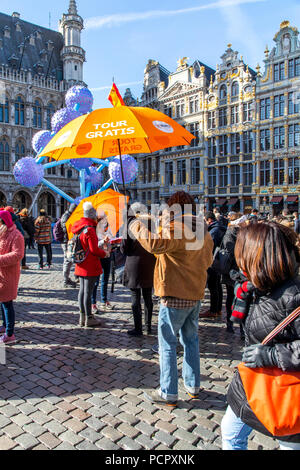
[254,21,300,215]
[204,46,256,213]
[0,1,85,219]
[129,21,300,214]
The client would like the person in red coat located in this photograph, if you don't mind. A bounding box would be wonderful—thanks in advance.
[0,210,24,344]
[71,202,109,328]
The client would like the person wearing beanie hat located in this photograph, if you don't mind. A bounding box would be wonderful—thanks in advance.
[71,204,109,328]
[0,210,24,344]
[83,202,97,220]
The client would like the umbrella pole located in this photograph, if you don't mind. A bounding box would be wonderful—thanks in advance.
[117,139,126,195]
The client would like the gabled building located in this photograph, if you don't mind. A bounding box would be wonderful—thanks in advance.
[204,45,256,213]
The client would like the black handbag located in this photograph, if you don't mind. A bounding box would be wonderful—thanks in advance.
[211,246,233,275]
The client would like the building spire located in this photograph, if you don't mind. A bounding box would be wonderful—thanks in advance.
[68,0,78,15]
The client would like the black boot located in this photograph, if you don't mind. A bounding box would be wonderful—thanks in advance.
[127,304,143,336]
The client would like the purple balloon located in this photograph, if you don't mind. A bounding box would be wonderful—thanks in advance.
[51,107,81,134]
[65,86,94,114]
[32,130,53,154]
[13,157,44,188]
[109,155,138,184]
[85,167,103,189]
[70,159,93,170]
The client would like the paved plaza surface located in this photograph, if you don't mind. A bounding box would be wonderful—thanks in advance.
[0,246,279,451]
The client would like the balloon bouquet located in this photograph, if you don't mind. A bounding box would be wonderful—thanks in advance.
[13,86,139,207]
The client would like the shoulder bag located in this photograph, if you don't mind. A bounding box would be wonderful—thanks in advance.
[238,306,300,437]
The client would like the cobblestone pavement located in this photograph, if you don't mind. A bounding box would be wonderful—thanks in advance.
[0,245,279,451]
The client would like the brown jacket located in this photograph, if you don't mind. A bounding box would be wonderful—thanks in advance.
[129,214,213,301]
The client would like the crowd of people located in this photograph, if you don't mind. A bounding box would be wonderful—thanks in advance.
[0,192,299,451]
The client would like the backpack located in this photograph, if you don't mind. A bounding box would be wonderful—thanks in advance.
[211,245,233,275]
[53,219,65,243]
[66,226,94,264]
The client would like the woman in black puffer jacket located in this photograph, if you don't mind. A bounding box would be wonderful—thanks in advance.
[221,222,300,450]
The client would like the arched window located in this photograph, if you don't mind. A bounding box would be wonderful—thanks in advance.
[0,98,9,123]
[46,102,55,130]
[38,192,56,219]
[219,84,227,101]
[33,99,43,128]
[15,96,25,126]
[12,191,32,211]
[232,81,239,98]
[15,140,25,161]
[0,138,10,171]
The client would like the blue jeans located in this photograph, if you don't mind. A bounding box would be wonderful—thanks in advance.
[221,406,300,450]
[1,301,15,337]
[158,301,201,401]
[91,257,111,304]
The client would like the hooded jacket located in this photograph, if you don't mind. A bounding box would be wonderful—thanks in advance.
[71,217,107,277]
[129,213,213,300]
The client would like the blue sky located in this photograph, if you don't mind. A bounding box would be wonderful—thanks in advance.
[2,0,300,108]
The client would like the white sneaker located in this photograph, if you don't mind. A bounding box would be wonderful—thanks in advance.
[92,304,99,315]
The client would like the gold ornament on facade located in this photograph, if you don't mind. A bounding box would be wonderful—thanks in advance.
[177,57,189,70]
[260,66,270,83]
[280,20,290,30]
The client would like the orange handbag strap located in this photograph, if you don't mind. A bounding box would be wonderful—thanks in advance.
[262,306,300,345]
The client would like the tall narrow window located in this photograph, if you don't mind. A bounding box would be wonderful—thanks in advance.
[0,98,9,123]
[208,137,217,158]
[274,127,285,149]
[219,85,227,105]
[274,159,285,185]
[15,96,25,126]
[190,123,200,147]
[219,166,228,187]
[165,161,173,186]
[219,135,228,156]
[15,140,25,161]
[260,129,271,151]
[219,107,227,127]
[231,82,239,101]
[243,131,253,154]
[231,165,240,186]
[191,158,200,184]
[208,111,216,129]
[288,157,300,185]
[230,133,241,155]
[177,159,186,185]
[0,138,10,171]
[33,99,42,128]
[260,160,270,186]
[208,167,216,188]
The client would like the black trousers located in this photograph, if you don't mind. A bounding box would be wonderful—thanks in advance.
[37,243,52,268]
[78,276,98,318]
[130,287,153,332]
[207,270,223,314]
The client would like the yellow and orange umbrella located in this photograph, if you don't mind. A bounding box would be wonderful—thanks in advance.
[41,106,195,162]
[66,188,128,239]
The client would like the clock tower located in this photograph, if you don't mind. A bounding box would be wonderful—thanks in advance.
[59,0,86,85]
